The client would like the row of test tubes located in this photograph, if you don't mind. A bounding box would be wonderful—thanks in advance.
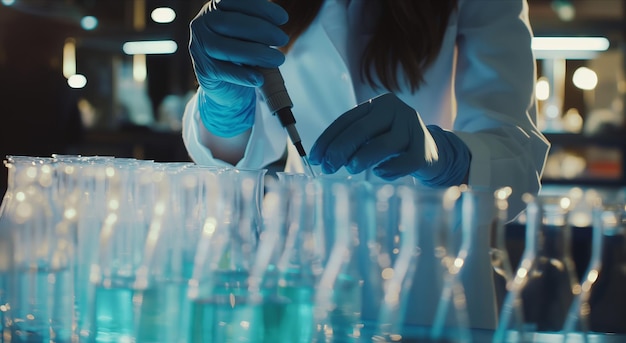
[0,154,625,342]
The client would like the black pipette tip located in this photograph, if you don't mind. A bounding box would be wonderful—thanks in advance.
[293,141,307,157]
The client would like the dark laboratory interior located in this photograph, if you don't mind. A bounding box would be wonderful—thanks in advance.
[1,0,626,339]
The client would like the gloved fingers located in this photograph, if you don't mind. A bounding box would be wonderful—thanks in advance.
[309,96,390,166]
[216,0,289,26]
[190,23,285,68]
[345,132,408,174]
[314,112,392,174]
[206,33,286,67]
[373,123,427,180]
[194,54,263,88]
[373,147,426,180]
[207,12,289,48]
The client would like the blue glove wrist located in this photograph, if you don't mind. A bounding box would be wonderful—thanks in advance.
[412,125,471,187]
[198,87,256,138]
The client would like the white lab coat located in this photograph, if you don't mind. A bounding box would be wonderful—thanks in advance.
[182,0,550,331]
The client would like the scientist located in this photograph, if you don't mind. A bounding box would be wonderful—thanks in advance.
[182,0,550,331]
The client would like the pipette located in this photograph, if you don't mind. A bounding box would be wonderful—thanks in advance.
[258,68,316,177]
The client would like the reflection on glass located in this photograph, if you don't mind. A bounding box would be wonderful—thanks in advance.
[495,194,579,342]
[1,156,75,342]
[188,168,272,342]
[565,201,626,339]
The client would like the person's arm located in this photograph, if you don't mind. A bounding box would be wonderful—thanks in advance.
[453,0,551,220]
[182,89,252,167]
[198,121,251,166]
[182,87,289,169]
[183,0,289,167]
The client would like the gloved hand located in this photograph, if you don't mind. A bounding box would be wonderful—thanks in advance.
[189,0,289,137]
[309,93,471,186]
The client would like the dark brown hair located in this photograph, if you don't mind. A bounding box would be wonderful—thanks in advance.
[273,0,457,92]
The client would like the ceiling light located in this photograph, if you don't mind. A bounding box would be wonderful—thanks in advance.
[535,77,550,101]
[81,16,98,30]
[122,40,178,55]
[63,38,76,78]
[551,0,575,22]
[572,67,598,90]
[532,37,610,59]
[68,74,87,89]
[151,7,176,24]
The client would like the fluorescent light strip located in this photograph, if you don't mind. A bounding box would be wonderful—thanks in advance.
[532,37,609,59]
[532,37,609,51]
[122,40,178,55]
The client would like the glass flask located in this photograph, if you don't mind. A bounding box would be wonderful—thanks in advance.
[490,187,516,317]
[49,154,97,341]
[50,154,85,227]
[311,175,364,343]
[188,168,273,343]
[358,182,419,342]
[564,201,626,340]
[453,187,504,342]
[494,194,579,342]
[273,172,322,343]
[133,163,222,343]
[0,156,75,343]
[73,156,115,340]
[398,186,465,343]
[88,158,156,343]
[0,156,14,340]
[586,202,626,334]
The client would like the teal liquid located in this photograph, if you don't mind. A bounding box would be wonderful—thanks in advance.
[190,293,289,343]
[74,216,105,339]
[277,285,315,342]
[135,280,191,343]
[188,269,318,343]
[92,261,195,343]
[189,269,316,343]
[276,271,316,342]
[321,274,362,342]
[9,268,74,343]
[1,271,6,340]
[93,286,136,343]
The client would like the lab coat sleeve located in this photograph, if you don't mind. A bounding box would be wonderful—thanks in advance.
[453,0,550,220]
[181,88,287,169]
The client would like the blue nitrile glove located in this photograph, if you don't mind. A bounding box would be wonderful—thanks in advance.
[189,0,289,137]
[309,93,471,186]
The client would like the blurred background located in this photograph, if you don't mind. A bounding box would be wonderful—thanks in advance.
[0,0,625,197]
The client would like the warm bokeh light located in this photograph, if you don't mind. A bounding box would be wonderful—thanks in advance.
[67,74,87,89]
[563,108,583,133]
[572,66,598,90]
[381,267,394,280]
[151,7,176,23]
[63,38,76,78]
[133,54,147,82]
[535,77,550,101]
